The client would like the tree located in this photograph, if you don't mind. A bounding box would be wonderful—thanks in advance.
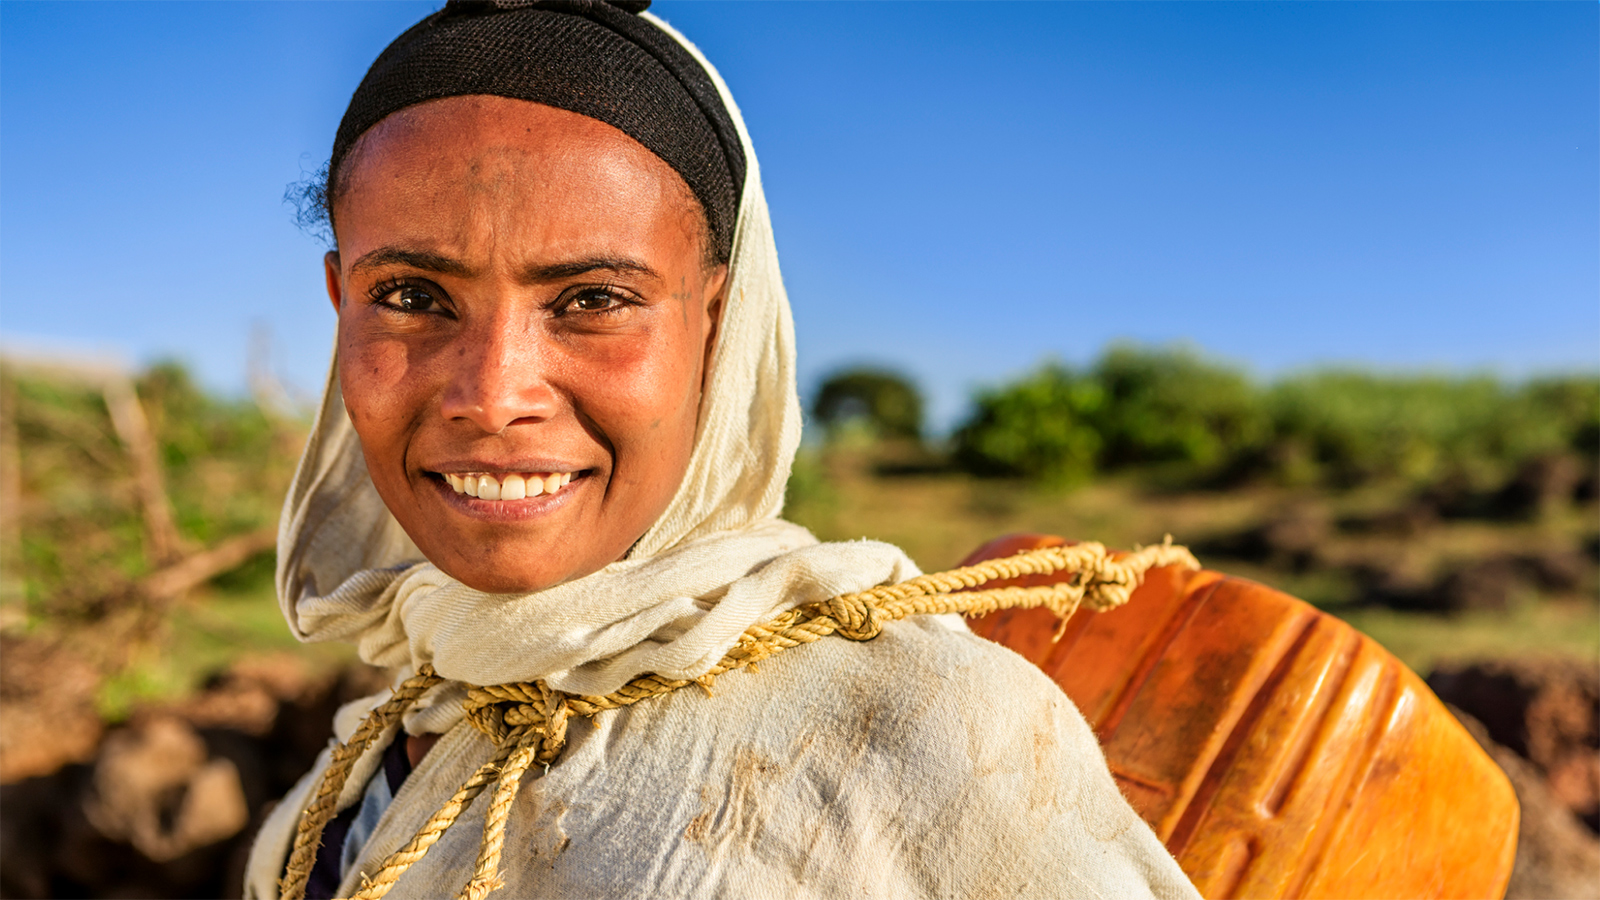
[811,367,925,442]
[1090,344,1268,472]
[952,363,1104,485]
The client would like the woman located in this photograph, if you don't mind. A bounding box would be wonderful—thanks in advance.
[245,3,1201,898]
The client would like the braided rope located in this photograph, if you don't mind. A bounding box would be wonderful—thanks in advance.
[279,665,443,900]
[347,749,513,900]
[284,539,1197,900]
[455,730,541,900]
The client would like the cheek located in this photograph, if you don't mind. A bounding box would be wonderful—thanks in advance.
[337,320,428,452]
[582,329,702,472]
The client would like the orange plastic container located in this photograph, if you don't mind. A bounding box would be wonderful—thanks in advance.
[963,534,1519,900]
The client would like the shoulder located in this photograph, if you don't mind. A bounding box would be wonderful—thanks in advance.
[763,614,1086,751]
[607,612,1088,786]
[672,615,1199,898]
[674,613,1106,830]
[573,616,1200,899]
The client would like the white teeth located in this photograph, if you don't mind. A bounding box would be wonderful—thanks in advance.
[444,471,575,499]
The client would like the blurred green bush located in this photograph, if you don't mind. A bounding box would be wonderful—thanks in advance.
[812,367,925,442]
[3,360,295,628]
[952,343,1599,496]
[952,363,1104,485]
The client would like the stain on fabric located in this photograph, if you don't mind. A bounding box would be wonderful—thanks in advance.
[528,797,571,864]
[683,787,713,843]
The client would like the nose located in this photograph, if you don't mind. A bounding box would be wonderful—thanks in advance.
[438,319,560,434]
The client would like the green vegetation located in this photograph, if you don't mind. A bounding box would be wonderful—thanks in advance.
[1,358,312,713]
[953,343,1599,500]
[953,363,1104,485]
[811,367,925,442]
[795,344,1599,673]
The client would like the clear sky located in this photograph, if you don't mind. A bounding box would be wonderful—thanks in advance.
[3,1,1595,430]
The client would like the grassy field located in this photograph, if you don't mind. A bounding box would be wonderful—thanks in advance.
[785,445,1599,674]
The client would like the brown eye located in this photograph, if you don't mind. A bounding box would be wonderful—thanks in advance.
[371,280,446,314]
[391,285,438,311]
[552,284,639,321]
[571,288,622,312]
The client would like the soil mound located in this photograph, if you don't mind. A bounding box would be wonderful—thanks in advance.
[0,637,104,783]
[0,653,385,900]
[1430,656,1600,832]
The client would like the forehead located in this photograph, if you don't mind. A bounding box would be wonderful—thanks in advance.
[333,96,701,257]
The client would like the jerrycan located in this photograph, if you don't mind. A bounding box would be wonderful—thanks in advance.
[962,534,1519,900]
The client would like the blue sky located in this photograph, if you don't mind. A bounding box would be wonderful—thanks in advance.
[3,1,1595,430]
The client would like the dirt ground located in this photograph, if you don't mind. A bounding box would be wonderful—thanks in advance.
[1432,657,1600,899]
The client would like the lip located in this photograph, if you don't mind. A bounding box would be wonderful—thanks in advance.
[427,470,589,522]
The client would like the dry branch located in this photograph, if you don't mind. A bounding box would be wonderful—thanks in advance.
[138,526,277,603]
[101,376,186,565]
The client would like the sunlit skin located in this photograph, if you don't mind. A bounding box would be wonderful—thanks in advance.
[327,95,727,595]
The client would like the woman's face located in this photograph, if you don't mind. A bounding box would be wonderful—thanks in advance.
[328,96,727,594]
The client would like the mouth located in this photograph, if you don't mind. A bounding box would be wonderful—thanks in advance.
[437,470,578,501]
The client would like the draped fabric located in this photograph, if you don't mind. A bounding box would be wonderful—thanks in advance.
[248,618,1201,900]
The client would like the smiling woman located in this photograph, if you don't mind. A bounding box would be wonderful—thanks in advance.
[246,3,1201,899]
[330,97,724,594]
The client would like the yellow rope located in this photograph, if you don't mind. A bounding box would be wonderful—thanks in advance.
[455,731,541,900]
[345,750,513,900]
[279,665,443,900]
[281,539,1197,900]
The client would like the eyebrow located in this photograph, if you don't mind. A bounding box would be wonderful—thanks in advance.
[349,248,471,277]
[521,257,659,282]
[348,247,660,283]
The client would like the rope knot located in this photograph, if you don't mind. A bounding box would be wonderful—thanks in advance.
[463,680,573,766]
[535,687,572,767]
[825,594,884,641]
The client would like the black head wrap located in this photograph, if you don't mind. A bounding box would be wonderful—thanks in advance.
[331,0,746,261]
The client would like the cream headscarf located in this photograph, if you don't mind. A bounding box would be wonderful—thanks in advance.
[274,13,921,733]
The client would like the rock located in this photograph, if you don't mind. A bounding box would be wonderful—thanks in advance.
[1451,707,1600,900]
[1549,753,1600,833]
[1,760,244,900]
[0,656,386,898]
[82,715,249,862]
[0,636,104,783]
[171,652,322,737]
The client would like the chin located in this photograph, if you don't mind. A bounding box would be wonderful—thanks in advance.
[445,562,572,595]
[429,541,611,594]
